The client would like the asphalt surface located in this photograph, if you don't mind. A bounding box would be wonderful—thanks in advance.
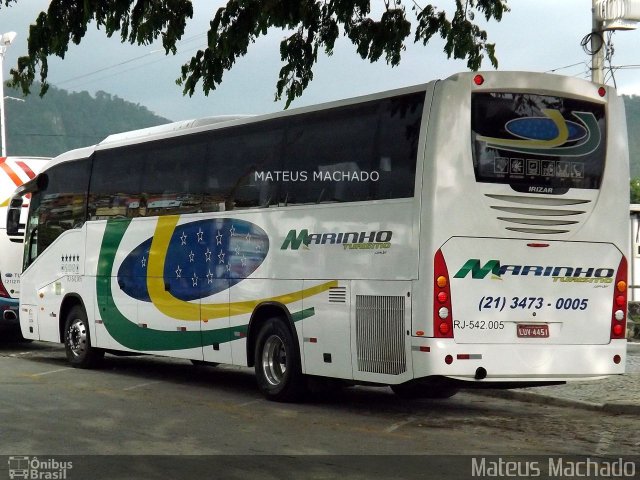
[1,338,638,479]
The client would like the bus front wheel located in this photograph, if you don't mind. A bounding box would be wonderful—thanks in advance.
[254,318,306,402]
[63,305,104,368]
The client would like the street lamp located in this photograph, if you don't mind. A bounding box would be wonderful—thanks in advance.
[0,31,17,157]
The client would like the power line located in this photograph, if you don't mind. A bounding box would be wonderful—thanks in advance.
[54,32,207,88]
[580,31,604,56]
[60,47,200,91]
[545,61,587,73]
[56,50,162,86]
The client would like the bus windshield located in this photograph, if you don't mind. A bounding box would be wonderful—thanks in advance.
[471,92,606,194]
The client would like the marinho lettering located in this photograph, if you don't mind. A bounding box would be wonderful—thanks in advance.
[454,259,614,283]
[281,229,392,250]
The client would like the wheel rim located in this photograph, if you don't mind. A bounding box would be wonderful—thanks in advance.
[261,334,287,386]
[67,319,87,358]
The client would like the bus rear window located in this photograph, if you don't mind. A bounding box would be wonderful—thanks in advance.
[471,92,606,194]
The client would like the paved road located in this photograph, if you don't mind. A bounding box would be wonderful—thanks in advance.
[1,340,639,479]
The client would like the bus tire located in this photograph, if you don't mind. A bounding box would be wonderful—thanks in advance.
[63,305,104,368]
[254,317,306,402]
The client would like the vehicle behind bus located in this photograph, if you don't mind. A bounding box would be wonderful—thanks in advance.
[0,156,49,339]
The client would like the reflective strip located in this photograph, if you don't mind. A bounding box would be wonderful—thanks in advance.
[411,346,430,352]
[457,354,482,360]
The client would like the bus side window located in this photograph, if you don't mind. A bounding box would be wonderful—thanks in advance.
[374,94,423,200]
[206,125,284,211]
[279,94,424,205]
[140,139,206,216]
[89,149,143,219]
[283,103,377,205]
[35,159,90,254]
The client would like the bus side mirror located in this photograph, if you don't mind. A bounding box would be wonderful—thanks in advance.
[6,196,24,237]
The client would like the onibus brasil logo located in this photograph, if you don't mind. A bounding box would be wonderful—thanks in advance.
[8,456,73,479]
[454,259,614,283]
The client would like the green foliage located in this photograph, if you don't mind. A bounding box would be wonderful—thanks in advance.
[415,0,506,70]
[6,0,193,97]
[2,0,508,108]
[631,178,640,204]
[3,83,169,157]
[620,96,640,203]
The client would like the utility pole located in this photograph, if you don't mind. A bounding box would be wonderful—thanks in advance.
[591,0,640,83]
[591,0,606,83]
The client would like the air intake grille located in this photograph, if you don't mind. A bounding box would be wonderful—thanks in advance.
[355,295,406,375]
[485,194,592,235]
[328,287,347,303]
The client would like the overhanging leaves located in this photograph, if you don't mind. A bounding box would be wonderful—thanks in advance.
[6,0,508,107]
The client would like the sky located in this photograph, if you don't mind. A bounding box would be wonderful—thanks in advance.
[1,1,640,121]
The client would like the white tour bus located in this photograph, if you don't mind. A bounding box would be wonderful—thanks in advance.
[7,72,629,401]
[0,156,49,337]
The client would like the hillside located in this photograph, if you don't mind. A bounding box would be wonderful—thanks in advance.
[3,84,170,157]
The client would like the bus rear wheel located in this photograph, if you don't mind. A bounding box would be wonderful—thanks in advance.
[254,318,306,402]
[64,305,104,368]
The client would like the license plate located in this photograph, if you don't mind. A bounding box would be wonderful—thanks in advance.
[517,324,549,338]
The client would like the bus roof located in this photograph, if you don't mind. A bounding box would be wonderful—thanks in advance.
[92,82,431,152]
[99,115,252,145]
[40,81,437,171]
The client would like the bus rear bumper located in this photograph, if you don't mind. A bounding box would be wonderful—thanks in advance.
[410,338,627,384]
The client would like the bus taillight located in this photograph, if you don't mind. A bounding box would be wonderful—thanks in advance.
[610,256,627,340]
[0,279,10,299]
[434,249,454,338]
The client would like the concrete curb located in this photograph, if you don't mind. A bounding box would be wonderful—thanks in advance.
[601,402,640,415]
[468,389,640,415]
